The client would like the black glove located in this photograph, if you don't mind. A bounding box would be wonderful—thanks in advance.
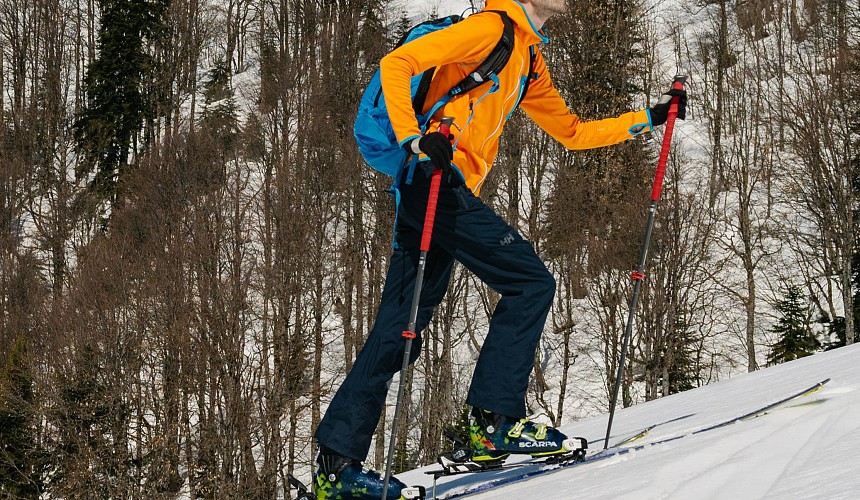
[406,132,453,172]
[649,88,687,127]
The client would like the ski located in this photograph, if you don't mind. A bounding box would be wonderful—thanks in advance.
[596,411,696,449]
[430,378,830,499]
[606,423,655,447]
[692,377,830,434]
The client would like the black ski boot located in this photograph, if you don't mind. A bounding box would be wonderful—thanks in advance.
[313,447,425,499]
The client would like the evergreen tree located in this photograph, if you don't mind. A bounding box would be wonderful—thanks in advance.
[543,0,651,265]
[0,334,45,496]
[768,285,821,365]
[540,0,653,406]
[664,317,698,395]
[200,59,240,159]
[48,343,122,496]
[74,0,168,205]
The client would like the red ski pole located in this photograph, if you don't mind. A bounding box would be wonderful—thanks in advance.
[603,76,687,450]
[382,117,455,500]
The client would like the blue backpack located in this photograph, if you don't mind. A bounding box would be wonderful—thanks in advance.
[353,11,518,176]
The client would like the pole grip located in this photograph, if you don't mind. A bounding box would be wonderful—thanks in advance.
[419,117,454,252]
[650,75,687,202]
[420,171,442,252]
[438,117,453,137]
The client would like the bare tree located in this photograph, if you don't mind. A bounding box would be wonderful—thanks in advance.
[780,0,858,346]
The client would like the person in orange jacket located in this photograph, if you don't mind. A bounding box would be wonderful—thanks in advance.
[313,0,687,497]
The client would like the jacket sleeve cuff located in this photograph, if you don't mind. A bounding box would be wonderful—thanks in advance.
[398,135,421,149]
[628,109,652,135]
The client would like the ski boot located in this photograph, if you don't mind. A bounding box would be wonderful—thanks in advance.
[312,447,425,499]
[468,408,586,463]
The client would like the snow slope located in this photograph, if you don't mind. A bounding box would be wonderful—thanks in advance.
[399,344,860,499]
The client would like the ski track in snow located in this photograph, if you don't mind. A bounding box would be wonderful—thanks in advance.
[658,405,824,499]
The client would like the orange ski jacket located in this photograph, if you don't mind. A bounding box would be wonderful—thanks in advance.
[380,0,652,195]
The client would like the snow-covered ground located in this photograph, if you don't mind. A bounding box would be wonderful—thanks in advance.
[399,343,860,499]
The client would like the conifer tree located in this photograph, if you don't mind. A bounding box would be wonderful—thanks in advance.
[443,406,472,447]
[664,317,698,395]
[541,0,653,407]
[74,0,168,206]
[768,285,820,365]
[49,343,121,496]
[0,334,44,496]
[200,59,239,159]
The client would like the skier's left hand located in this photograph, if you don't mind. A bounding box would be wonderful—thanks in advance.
[407,132,454,173]
[649,87,687,127]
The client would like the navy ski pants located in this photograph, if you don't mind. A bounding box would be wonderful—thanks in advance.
[315,163,556,461]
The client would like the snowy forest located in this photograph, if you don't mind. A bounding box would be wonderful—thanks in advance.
[0,0,858,496]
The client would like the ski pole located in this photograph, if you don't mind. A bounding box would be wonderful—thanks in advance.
[603,76,687,450]
[382,117,455,500]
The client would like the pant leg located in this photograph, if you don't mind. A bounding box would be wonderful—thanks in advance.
[401,174,555,419]
[315,161,552,458]
[314,187,455,461]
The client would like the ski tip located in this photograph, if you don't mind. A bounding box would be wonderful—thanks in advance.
[806,378,831,394]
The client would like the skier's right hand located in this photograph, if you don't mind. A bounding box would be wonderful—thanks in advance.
[649,87,687,126]
[407,132,453,172]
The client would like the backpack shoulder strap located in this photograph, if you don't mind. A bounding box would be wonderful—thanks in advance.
[408,15,462,115]
[447,10,515,96]
[412,10,515,113]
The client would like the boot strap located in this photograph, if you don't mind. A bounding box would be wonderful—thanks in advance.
[506,419,547,440]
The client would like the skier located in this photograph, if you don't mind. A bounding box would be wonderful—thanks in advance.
[313,0,687,497]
